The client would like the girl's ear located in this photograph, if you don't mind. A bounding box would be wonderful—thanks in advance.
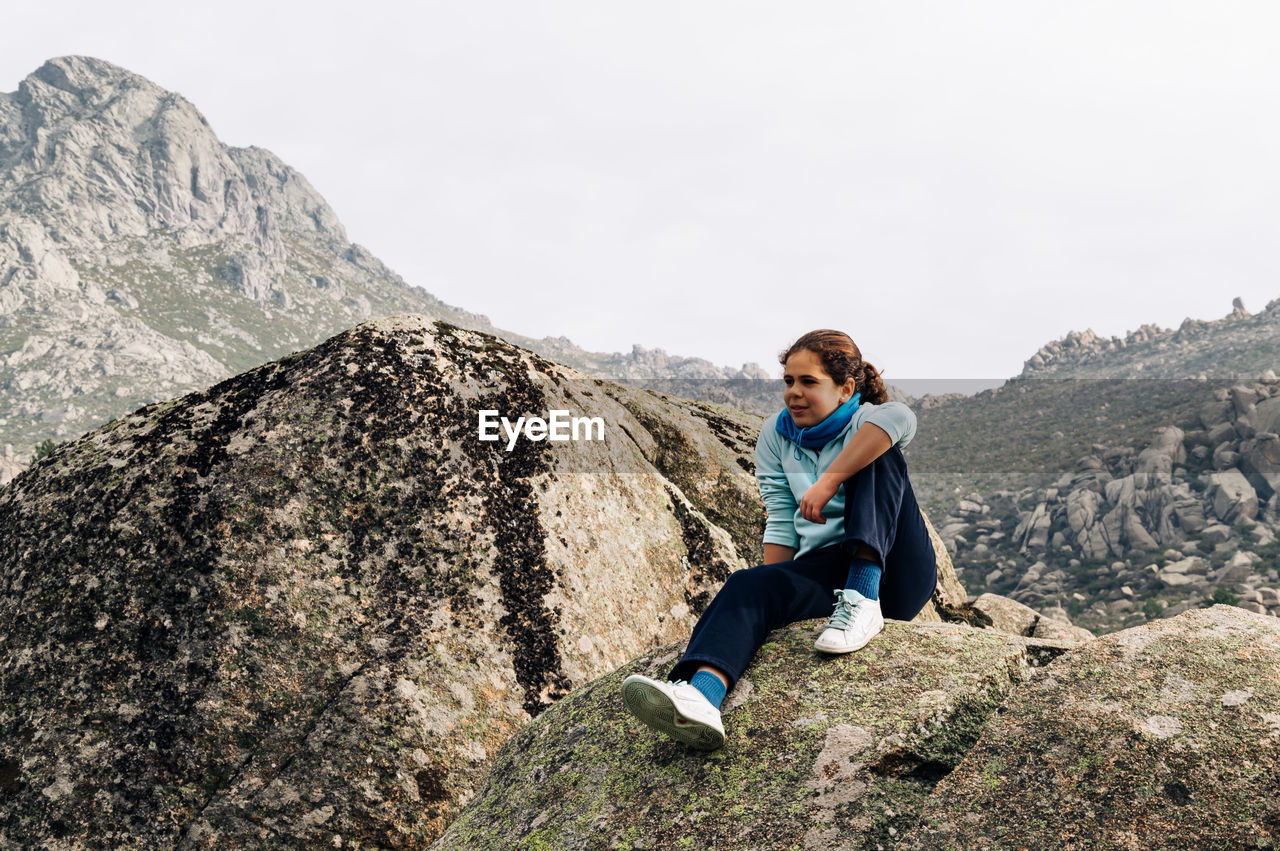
[838,380,857,403]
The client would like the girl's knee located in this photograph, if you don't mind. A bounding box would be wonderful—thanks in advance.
[723,564,784,593]
[869,447,909,481]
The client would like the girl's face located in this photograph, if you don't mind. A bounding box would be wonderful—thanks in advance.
[783,349,857,427]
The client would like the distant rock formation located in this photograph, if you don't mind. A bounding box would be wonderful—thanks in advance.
[0,316,962,847]
[433,606,1277,849]
[1021,296,1280,379]
[934,377,1280,633]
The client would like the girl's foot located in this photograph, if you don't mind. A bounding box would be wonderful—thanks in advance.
[621,674,726,750]
[814,588,884,654]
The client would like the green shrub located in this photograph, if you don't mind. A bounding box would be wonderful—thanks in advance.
[30,439,59,463]
[1208,586,1240,607]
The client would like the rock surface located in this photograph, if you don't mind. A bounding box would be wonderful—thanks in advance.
[914,605,1280,849]
[434,607,1278,850]
[971,592,1094,643]
[0,315,958,848]
[433,619,1075,850]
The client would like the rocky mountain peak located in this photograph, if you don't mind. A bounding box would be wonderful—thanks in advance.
[12,56,155,131]
[28,54,140,94]
[1,54,345,255]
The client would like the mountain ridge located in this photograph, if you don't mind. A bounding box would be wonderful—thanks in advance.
[0,55,770,484]
[1019,295,1280,379]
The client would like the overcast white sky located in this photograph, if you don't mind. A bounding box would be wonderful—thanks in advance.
[5,2,1280,392]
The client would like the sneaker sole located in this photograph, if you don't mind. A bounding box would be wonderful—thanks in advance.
[814,623,883,655]
[622,677,725,751]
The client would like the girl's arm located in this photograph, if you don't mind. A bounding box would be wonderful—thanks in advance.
[756,421,803,553]
[764,543,798,564]
[798,422,892,523]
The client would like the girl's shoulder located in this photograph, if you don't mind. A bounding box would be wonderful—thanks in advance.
[853,399,913,419]
[848,398,889,424]
[756,411,789,458]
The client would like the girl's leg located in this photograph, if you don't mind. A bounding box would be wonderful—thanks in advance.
[667,548,848,690]
[663,446,936,690]
[841,445,938,620]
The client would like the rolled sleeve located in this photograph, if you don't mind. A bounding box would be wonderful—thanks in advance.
[755,427,801,550]
[863,401,917,449]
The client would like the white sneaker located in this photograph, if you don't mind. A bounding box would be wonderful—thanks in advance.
[814,588,884,654]
[621,674,726,751]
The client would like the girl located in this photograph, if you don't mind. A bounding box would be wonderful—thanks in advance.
[622,329,938,750]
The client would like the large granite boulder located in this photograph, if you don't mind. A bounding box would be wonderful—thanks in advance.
[0,315,961,848]
[1209,468,1259,524]
[1134,425,1184,485]
[433,620,1074,849]
[1254,396,1280,436]
[1242,432,1280,502]
[435,606,1278,850]
[914,605,1280,848]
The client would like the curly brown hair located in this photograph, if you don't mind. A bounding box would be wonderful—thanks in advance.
[778,329,890,405]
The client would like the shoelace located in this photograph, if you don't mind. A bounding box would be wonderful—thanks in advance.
[827,590,863,630]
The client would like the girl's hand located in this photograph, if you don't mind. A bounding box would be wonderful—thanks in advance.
[799,475,841,524]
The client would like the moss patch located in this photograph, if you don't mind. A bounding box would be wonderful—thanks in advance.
[435,620,1052,849]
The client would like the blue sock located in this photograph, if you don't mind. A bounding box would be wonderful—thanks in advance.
[688,671,727,709]
[845,557,882,601]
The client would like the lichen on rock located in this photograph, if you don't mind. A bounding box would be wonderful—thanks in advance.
[432,620,1069,850]
[435,606,1279,850]
[910,605,1280,849]
[0,316,765,847]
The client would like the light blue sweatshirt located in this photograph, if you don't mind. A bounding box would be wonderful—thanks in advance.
[755,401,918,557]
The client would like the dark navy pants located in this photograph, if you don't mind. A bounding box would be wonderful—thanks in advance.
[668,446,937,690]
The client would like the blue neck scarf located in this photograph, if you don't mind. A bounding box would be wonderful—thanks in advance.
[775,393,861,460]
